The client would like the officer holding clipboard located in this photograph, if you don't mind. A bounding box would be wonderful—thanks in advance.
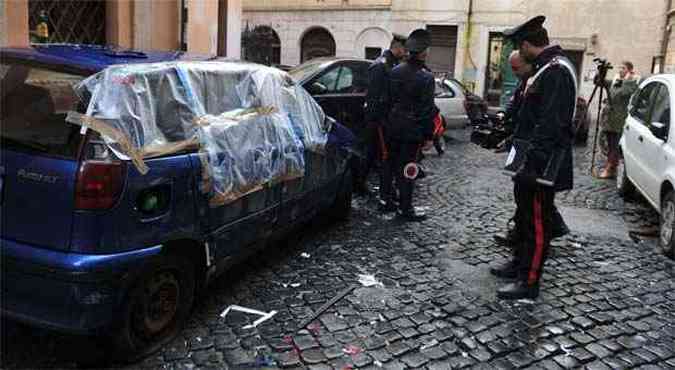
[498,16,577,300]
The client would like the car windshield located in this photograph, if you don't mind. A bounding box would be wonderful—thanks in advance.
[446,79,467,94]
[288,60,330,83]
[0,62,85,158]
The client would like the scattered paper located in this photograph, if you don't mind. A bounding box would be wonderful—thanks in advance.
[357,274,384,288]
[220,305,277,329]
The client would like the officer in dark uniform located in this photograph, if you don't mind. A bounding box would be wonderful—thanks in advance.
[492,51,569,278]
[362,34,407,210]
[387,29,436,222]
[496,16,576,299]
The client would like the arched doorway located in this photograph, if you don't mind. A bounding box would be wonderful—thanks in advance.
[300,27,336,63]
[242,25,281,66]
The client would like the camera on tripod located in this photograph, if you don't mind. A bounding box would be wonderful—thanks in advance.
[593,58,613,86]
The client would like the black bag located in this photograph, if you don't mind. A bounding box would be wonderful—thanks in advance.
[503,139,565,187]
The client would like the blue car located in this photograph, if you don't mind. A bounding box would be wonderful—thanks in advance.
[0,44,354,360]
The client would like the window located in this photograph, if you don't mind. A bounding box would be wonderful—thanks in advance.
[316,67,340,93]
[314,65,367,94]
[651,85,671,129]
[434,81,455,98]
[336,67,353,92]
[365,47,382,60]
[1,63,85,158]
[631,82,660,123]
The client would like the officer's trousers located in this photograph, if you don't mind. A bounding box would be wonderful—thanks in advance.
[359,123,393,200]
[390,140,421,212]
[514,181,555,285]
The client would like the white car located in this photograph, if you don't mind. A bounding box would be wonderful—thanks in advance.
[618,74,674,258]
[434,78,470,129]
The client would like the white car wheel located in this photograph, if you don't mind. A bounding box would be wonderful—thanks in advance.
[660,192,675,259]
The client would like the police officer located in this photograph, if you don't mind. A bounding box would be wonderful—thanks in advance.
[362,34,408,210]
[491,50,570,279]
[496,16,577,299]
[387,29,436,222]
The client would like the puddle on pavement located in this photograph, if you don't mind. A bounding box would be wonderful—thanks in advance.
[558,206,629,241]
[435,255,500,301]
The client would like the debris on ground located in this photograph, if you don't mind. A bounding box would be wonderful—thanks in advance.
[220,305,277,329]
[357,274,384,288]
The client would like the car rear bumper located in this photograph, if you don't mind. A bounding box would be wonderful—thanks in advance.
[1,238,163,335]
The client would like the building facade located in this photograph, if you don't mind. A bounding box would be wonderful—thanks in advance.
[0,0,242,57]
[243,0,667,103]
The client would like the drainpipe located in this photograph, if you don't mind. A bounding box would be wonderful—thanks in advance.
[660,0,673,73]
[462,0,477,92]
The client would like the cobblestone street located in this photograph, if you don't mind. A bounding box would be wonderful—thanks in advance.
[2,129,674,369]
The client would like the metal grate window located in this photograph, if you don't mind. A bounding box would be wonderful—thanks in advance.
[29,0,106,45]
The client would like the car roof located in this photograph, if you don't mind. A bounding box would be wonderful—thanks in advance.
[303,57,371,65]
[0,44,215,75]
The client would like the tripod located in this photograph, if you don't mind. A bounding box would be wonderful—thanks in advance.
[588,79,612,176]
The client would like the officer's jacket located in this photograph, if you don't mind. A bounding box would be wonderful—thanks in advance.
[504,80,526,129]
[387,59,436,142]
[514,45,576,191]
[365,50,399,123]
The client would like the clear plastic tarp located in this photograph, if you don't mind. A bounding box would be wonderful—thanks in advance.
[69,61,330,206]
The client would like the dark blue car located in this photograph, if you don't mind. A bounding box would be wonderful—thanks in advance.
[0,45,354,360]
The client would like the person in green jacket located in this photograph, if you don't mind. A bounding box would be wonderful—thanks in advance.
[598,61,639,179]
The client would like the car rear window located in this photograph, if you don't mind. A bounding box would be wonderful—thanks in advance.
[1,62,86,158]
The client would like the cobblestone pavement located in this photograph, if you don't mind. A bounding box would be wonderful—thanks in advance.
[2,130,674,370]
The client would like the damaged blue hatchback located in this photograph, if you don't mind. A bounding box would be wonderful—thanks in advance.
[0,44,354,360]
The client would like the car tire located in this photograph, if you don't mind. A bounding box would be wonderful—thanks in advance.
[616,159,635,199]
[111,253,195,362]
[660,191,675,259]
[331,166,353,221]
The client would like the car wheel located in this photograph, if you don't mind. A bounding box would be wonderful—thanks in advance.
[111,253,195,362]
[660,192,675,259]
[616,159,635,199]
[331,166,353,221]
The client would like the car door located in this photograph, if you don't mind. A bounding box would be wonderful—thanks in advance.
[639,82,672,204]
[189,153,281,265]
[624,81,660,193]
[439,80,469,128]
[308,62,368,135]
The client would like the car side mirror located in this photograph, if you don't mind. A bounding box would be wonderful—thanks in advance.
[650,122,668,140]
[308,81,328,95]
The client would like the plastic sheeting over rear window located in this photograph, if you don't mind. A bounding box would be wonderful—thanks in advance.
[72,61,329,206]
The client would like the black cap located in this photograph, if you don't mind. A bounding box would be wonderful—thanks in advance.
[405,29,431,53]
[504,15,546,42]
[392,33,407,44]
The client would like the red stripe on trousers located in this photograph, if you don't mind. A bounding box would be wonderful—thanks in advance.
[377,126,388,161]
[529,192,545,285]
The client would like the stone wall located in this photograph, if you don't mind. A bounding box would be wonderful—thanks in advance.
[244,0,666,98]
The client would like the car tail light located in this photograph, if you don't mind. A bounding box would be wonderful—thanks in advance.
[75,161,125,210]
[75,133,125,210]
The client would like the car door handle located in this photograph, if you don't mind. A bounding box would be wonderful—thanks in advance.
[638,135,644,142]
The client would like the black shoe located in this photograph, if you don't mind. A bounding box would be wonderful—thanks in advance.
[379,200,398,213]
[397,209,427,222]
[489,260,519,279]
[497,281,540,300]
[493,230,518,246]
